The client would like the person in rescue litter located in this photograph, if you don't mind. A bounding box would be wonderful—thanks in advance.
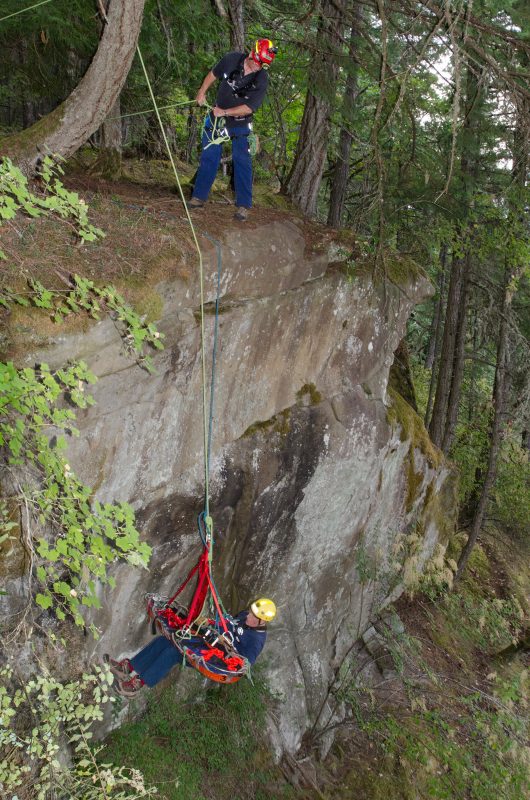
[104,598,276,697]
[189,38,277,222]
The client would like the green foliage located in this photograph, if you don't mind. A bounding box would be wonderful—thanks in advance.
[441,591,525,653]
[0,156,104,245]
[0,497,18,547]
[0,359,152,629]
[411,361,530,537]
[450,405,491,506]
[102,673,289,800]
[0,157,157,631]
[327,527,530,800]
[2,273,164,370]
[494,438,530,537]
[0,663,157,799]
[0,0,99,130]
[353,698,529,800]
[340,631,529,800]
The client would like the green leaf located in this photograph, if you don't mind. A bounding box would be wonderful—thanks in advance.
[36,593,53,610]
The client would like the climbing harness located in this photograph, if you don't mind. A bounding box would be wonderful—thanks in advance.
[145,514,248,684]
[203,113,231,150]
[136,45,249,683]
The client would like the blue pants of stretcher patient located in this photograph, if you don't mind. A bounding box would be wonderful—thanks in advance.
[130,636,184,687]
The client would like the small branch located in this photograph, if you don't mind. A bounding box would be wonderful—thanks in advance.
[212,0,227,18]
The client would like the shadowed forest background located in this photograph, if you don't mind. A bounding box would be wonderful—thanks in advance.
[0,1,529,798]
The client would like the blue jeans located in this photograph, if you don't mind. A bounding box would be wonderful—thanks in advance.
[192,115,253,208]
[129,636,184,687]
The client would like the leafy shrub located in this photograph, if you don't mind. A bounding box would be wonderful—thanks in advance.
[0,663,157,799]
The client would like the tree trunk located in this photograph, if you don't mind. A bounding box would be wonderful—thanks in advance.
[424,244,447,427]
[428,63,483,449]
[441,66,485,452]
[286,0,345,217]
[327,5,362,227]
[441,253,471,454]
[18,41,35,130]
[90,95,122,180]
[156,0,174,61]
[428,251,466,447]
[455,264,511,579]
[425,245,447,370]
[456,89,528,578]
[227,0,245,51]
[0,0,145,174]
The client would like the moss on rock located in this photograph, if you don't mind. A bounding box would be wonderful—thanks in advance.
[345,252,429,289]
[241,408,291,439]
[405,448,424,513]
[385,254,428,286]
[296,383,323,406]
[387,388,442,469]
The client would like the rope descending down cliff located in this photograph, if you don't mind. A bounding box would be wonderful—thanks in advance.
[133,47,246,677]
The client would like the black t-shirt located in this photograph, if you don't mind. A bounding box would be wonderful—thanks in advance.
[212,51,269,126]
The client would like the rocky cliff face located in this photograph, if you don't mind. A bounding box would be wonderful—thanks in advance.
[18,217,456,755]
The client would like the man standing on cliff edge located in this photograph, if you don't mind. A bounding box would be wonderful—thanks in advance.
[189,39,277,222]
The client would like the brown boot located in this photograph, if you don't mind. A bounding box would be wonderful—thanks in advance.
[103,654,133,681]
[116,675,145,698]
[234,206,248,221]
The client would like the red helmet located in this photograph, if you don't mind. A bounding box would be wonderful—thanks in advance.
[251,38,278,67]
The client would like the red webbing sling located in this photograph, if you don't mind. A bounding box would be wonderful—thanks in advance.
[157,549,210,629]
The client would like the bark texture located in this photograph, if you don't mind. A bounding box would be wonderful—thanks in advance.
[91,95,123,180]
[424,245,447,427]
[428,251,466,448]
[0,0,145,174]
[428,65,484,451]
[228,0,246,51]
[286,0,345,217]
[456,265,510,578]
[456,93,528,578]
[327,5,362,227]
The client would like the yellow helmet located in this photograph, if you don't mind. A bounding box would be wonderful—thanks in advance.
[251,598,276,622]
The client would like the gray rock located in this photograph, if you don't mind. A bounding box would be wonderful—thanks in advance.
[9,220,456,757]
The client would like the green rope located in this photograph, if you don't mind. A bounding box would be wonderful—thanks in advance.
[110,99,197,121]
[203,114,230,149]
[135,44,212,534]
[0,0,53,23]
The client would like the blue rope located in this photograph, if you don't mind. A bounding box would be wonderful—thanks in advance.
[196,230,225,621]
[108,201,227,617]
[201,232,223,483]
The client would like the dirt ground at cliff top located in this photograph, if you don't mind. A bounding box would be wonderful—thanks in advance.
[0,168,353,358]
[0,169,343,293]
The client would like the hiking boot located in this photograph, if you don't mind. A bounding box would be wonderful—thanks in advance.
[189,198,205,209]
[103,654,133,681]
[116,675,145,697]
[234,206,248,221]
